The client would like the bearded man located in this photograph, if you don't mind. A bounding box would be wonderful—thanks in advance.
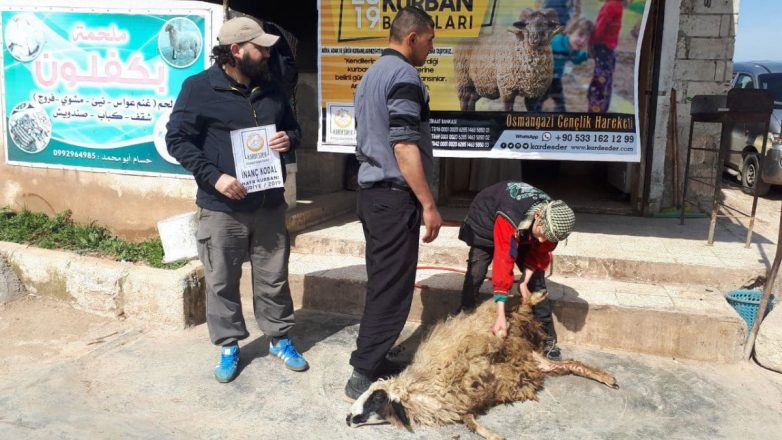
[166,16,307,383]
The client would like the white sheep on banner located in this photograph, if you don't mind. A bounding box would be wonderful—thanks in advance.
[164,22,199,61]
[455,8,563,112]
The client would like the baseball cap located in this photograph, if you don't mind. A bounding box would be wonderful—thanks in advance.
[217,16,280,47]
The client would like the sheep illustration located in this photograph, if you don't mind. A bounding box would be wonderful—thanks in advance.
[5,14,44,62]
[164,22,199,61]
[7,38,39,58]
[347,291,618,440]
[455,8,563,112]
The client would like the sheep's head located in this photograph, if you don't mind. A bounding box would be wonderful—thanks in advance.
[164,23,174,33]
[346,387,412,432]
[508,8,563,48]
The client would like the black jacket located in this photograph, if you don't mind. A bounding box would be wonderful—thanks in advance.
[263,21,298,101]
[166,63,300,212]
[459,181,552,248]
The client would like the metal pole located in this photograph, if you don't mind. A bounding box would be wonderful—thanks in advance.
[707,122,729,245]
[670,89,680,208]
[745,119,771,248]
[222,0,230,21]
[744,205,782,359]
[680,118,696,225]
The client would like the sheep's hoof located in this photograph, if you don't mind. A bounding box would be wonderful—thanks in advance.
[601,373,619,389]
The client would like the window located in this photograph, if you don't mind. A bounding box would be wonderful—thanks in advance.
[734,73,755,89]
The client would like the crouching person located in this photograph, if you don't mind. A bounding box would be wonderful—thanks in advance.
[166,17,308,383]
[457,181,575,360]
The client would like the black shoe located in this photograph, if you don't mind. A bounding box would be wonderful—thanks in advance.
[345,369,373,401]
[386,344,407,359]
[373,358,406,379]
[544,339,562,361]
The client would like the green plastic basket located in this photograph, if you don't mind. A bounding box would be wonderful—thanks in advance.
[725,289,776,330]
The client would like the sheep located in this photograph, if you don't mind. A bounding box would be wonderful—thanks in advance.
[6,15,42,61]
[346,292,618,440]
[164,23,199,61]
[455,8,563,112]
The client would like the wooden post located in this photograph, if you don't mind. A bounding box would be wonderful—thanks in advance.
[670,89,680,208]
[744,204,782,359]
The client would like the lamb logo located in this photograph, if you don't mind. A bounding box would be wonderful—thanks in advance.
[245,133,266,153]
[326,103,356,144]
[333,109,352,129]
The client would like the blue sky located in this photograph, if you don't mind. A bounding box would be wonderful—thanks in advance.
[734,0,780,61]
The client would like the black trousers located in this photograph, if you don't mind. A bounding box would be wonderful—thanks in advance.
[350,186,421,375]
[459,245,557,340]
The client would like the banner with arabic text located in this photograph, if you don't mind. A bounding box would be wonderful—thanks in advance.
[1,5,219,175]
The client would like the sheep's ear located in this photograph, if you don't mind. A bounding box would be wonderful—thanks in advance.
[518,8,533,21]
[552,25,565,36]
[540,8,561,25]
[391,401,413,433]
[508,26,525,40]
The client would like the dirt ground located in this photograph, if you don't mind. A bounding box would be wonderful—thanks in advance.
[3,178,782,438]
[720,176,782,242]
[0,296,128,378]
[3,292,782,439]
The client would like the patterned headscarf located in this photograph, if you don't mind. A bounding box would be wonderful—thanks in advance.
[539,200,575,242]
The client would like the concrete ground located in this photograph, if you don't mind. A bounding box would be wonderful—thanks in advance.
[2,295,782,440]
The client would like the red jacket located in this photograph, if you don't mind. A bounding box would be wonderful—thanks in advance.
[492,216,556,295]
[592,0,624,50]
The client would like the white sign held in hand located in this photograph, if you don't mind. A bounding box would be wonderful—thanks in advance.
[230,124,283,193]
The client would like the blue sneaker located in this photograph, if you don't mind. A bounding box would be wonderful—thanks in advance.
[269,337,309,372]
[213,344,240,383]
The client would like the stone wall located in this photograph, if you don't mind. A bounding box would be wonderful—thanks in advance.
[650,0,738,211]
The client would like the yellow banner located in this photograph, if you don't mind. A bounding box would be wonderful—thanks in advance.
[331,0,491,41]
[318,0,647,162]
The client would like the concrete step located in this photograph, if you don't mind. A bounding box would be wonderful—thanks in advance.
[291,214,764,291]
[240,253,747,363]
[286,191,356,234]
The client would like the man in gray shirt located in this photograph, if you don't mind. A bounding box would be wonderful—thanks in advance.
[345,6,443,400]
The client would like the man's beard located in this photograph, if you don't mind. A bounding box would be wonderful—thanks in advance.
[237,53,271,84]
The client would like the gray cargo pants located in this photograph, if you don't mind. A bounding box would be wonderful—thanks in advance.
[196,203,294,346]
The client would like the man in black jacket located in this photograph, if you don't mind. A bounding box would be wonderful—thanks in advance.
[166,16,307,383]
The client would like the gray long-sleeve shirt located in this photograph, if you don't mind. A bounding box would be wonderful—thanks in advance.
[354,48,433,188]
